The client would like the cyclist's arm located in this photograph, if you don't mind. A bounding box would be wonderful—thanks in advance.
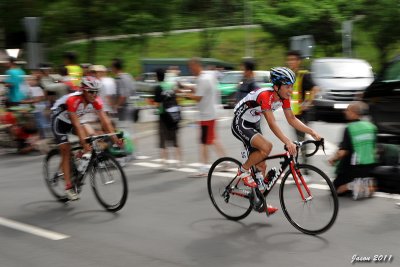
[69,112,90,151]
[97,110,119,143]
[283,109,320,140]
[264,110,292,145]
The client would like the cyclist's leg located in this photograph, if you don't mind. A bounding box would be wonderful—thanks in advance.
[59,142,72,187]
[51,118,78,200]
[242,134,272,171]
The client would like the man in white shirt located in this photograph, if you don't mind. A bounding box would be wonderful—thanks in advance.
[181,57,226,177]
[91,65,117,114]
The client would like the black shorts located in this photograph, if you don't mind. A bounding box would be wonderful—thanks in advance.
[51,116,75,145]
[231,115,261,155]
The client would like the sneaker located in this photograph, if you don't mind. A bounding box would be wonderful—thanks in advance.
[65,188,79,201]
[352,178,363,200]
[266,204,278,215]
[238,170,257,188]
[189,166,208,178]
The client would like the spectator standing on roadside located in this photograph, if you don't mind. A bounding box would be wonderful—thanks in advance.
[110,58,135,124]
[63,51,83,87]
[21,75,48,139]
[286,50,319,166]
[180,57,226,177]
[111,58,137,152]
[154,68,182,170]
[91,65,116,115]
[3,57,26,106]
[39,63,69,99]
[236,58,259,103]
[328,102,378,199]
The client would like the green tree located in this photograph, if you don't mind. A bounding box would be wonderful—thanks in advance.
[253,0,364,56]
[181,0,243,57]
[361,0,400,68]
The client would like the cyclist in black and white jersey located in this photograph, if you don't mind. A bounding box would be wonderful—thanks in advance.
[51,76,120,200]
[231,67,322,214]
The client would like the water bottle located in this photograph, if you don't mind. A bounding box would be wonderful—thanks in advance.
[77,153,91,173]
[255,172,266,190]
[264,168,277,184]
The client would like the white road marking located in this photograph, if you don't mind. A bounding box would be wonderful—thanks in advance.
[131,157,400,200]
[133,162,162,168]
[136,155,150,160]
[0,217,70,240]
[308,184,331,190]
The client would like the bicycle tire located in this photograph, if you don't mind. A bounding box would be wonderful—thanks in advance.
[279,164,339,235]
[90,152,128,212]
[43,148,69,203]
[207,157,252,221]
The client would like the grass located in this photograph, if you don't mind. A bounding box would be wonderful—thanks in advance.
[48,27,396,75]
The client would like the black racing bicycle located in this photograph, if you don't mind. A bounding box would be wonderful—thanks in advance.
[43,133,128,212]
[207,139,338,235]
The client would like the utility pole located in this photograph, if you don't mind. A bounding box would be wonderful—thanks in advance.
[342,20,352,57]
[244,0,253,58]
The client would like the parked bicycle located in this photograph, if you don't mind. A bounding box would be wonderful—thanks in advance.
[43,132,128,212]
[207,139,338,235]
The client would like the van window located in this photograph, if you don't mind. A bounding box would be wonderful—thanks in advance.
[382,60,400,82]
[313,61,373,79]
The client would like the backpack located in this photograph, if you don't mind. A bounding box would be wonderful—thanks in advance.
[161,90,181,127]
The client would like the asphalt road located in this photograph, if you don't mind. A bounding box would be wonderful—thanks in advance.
[0,108,399,267]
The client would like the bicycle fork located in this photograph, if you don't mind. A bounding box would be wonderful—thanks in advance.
[290,162,313,202]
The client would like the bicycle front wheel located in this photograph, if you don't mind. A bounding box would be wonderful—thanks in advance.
[279,164,338,235]
[90,152,128,212]
[43,149,69,203]
[207,157,252,221]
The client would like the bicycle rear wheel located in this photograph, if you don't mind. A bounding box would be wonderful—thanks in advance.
[43,148,69,203]
[90,152,128,212]
[207,157,252,221]
[279,164,338,235]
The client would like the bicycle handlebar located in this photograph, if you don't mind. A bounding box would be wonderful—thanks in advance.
[85,132,124,144]
[284,138,325,157]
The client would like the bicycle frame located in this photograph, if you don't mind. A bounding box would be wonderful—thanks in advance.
[228,151,313,203]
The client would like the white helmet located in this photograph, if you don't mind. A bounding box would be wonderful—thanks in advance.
[81,76,101,90]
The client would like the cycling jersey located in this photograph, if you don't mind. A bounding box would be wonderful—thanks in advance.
[233,87,291,123]
[231,87,291,151]
[50,92,103,144]
[51,92,103,124]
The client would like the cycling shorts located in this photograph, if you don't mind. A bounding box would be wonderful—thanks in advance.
[51,116,76,145]
[231,115,262,154]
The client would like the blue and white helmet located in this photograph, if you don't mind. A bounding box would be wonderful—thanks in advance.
[270,67,296,85]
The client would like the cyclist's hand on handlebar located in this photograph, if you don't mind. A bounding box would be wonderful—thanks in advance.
[285,141,297,155]
[116,138,124,148]
[83,143,91,153]
[310,130,322,141]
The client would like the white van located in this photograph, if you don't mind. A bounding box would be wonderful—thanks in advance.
[311,58,374,120]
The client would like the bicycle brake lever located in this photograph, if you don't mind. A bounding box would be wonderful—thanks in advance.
[321,139,326,155]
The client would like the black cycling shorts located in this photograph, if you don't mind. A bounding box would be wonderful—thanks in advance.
[51,117,75,145]
[231,115,261,155]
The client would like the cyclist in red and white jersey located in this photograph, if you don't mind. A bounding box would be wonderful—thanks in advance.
[231,67,322,214]
[51,76,120,200]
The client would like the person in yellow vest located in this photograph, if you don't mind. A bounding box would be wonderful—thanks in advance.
[286,50,319,167]
[63,51,83,87]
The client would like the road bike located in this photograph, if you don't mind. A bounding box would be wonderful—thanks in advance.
[43,133,128,212]
[207,139,338,235]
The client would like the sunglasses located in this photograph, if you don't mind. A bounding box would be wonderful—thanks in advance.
[84,90,99,95]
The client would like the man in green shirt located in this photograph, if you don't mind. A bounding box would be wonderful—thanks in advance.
[329,102,378,199]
